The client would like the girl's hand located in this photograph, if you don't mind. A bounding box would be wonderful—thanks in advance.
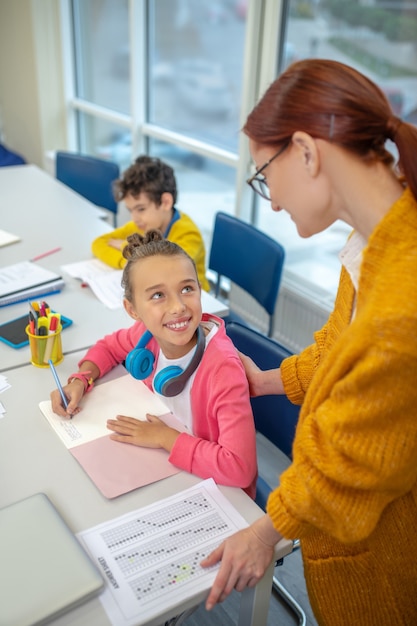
[107,413,180,451]
[201,515,280,609]
[50,379,84,418]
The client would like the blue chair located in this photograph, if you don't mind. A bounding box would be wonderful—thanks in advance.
[226,321,306,625]
[56,151,120,226]
[0,143,26,166]
[208,212,285,337]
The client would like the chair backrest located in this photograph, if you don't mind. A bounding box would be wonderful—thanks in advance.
[56,152,120,225]
[0,143,26,166]
[226,321,299,459]
[227,322,308,620]
[208,212,285,334]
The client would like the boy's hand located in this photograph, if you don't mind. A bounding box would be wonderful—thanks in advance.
[108,238,125,251]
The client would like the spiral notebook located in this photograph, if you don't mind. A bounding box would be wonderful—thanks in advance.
[0,493,104,626]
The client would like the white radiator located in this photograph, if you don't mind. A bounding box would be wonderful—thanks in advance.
[228,278,333,353]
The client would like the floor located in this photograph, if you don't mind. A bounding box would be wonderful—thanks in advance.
[174,434,319,626]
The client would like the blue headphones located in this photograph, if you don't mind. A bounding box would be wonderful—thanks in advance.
[125,325,205,397]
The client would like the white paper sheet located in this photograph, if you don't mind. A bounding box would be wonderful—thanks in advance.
[0,229,20,247]
[78,479,248,626]
[39,373,171,449]
[88,270,124,310]
[61,259,124,309]
[39,373,187,498]
[61,258,115,282]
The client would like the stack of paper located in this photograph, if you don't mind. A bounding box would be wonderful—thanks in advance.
[0,261,65,307]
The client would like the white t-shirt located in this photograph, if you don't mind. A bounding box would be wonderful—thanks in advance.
[338,230,366,320]
[152,321,218,432]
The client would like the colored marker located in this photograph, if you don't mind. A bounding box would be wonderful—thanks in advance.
[31,247,62,262]
[43,314,59,364]
[28,311,36,335]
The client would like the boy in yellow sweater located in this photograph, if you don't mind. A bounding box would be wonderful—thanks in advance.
[91,155,209,291]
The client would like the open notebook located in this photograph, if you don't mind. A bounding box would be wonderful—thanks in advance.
[0,493,104,626]
[39,372,188,498]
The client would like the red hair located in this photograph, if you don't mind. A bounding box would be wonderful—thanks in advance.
[244,59,417,199]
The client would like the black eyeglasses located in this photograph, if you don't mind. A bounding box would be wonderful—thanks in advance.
[246,142,289,201]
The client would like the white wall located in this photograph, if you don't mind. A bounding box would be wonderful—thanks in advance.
[0,0,66,168]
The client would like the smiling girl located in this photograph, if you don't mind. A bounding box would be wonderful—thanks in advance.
[50,230,257,496]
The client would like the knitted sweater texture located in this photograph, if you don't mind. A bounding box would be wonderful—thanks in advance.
[268,188,417,625]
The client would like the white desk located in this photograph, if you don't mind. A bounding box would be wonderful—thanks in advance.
[0,165,110,266]
[0,352,283,626]
[0,165,228,370]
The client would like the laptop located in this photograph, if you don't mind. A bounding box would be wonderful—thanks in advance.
[0,493,104,626]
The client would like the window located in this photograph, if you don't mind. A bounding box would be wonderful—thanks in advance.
[71,0,130,114]
[65,0,248,249]
[255,0,417,308]
[63,0,417,327]
[148,2,245,154]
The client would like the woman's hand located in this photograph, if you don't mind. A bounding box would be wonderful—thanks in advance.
[201,514,281,610]
[107,413,180,451]
[238,350,285,397]
[238,351,263,396]
[50,379,84,418]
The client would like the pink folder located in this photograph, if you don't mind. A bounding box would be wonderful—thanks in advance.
[39,374,188,499]
[69,414,183,498]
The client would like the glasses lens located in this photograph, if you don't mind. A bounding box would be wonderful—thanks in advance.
[253,177,270,201]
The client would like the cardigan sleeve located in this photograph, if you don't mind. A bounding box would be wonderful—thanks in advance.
[281,266,355,405]
[267,332,417,544]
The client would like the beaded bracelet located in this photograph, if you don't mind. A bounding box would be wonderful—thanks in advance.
[67,370,94,393]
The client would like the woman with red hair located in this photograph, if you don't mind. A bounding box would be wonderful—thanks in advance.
[202,59,417,625]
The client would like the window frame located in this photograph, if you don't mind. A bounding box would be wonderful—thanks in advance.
[58,0,284,219]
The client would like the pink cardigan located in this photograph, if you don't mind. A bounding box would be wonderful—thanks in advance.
[81,314,257,498]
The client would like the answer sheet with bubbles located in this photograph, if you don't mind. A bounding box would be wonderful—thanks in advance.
[78,478,248,626]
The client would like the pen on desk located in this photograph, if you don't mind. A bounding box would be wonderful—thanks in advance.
[31,247,62,262]
[48,359,69,413]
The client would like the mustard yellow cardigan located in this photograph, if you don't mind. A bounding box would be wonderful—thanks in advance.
[268,188,417,625]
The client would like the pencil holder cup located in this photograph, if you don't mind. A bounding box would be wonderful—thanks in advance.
[25,324,63,368]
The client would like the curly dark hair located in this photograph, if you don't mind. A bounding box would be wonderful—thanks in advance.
[113,155,177,204]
